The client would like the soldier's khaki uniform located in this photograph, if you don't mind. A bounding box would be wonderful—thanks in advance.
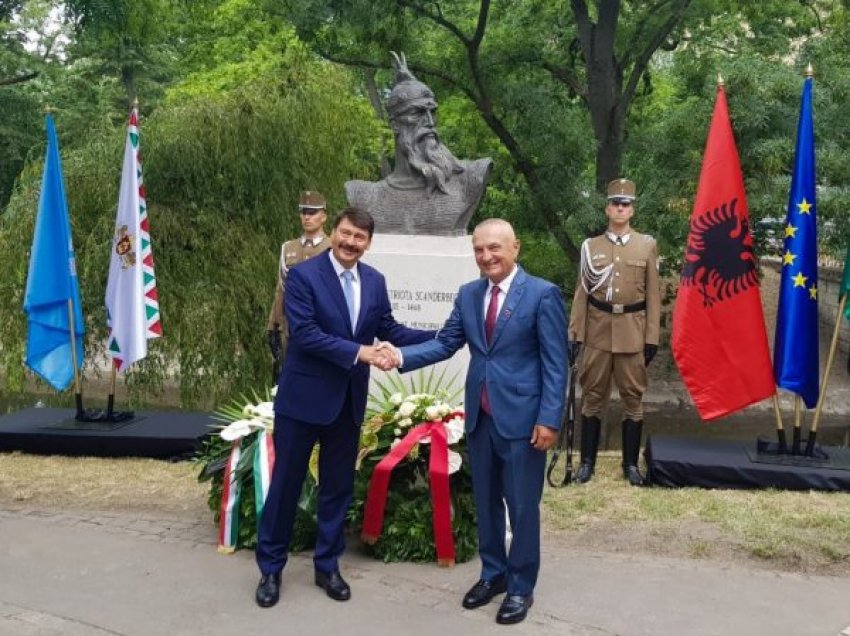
[267,235,328,339]
[569,231,660,420]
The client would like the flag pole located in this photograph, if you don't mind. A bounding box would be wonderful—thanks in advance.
[105,96,137,423]
[67,298,85,419]
[50,103,80,412]
[771,394,787,452]
[107,363,117,420]
[806,293,847,455]
[57,121,85,422]
[792,395,803,454]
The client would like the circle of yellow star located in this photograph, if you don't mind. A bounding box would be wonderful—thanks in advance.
[782,250,797,266]
[797,199,812,214]
[793,272,808,287]
[784,224,798,238]
[809,285,817,300]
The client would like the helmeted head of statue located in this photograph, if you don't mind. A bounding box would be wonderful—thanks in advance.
[386,52,436,119]
[385,52,462,195]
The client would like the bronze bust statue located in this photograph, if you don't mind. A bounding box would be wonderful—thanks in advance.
[346,53,492,235]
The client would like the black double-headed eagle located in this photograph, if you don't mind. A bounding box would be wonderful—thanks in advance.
[680,198,759,307]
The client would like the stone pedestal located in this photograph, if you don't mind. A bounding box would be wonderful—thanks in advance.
[362,233,479,397]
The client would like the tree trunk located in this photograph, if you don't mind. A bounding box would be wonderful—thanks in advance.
[594,114,625,192]
[0,71,38,87]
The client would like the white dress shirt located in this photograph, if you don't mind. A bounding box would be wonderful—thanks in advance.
[327,251,362,367]
[605,231,631,246]
[484,265,519,318]
[300,234,326,248]
[328,250,361,326]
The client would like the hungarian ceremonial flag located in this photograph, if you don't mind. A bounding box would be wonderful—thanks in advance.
[773,75,819,408]
[105,106,162,371]
[23,114,84,391]
[671,84,775,420]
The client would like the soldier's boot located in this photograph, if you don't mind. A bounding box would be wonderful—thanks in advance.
[573,415,601,484]
[621,419,646,487]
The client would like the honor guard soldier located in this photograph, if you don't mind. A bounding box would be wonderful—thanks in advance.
[568,179,661,486]
[266,191,329,368]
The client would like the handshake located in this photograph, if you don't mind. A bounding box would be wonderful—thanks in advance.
[358,341,403,371]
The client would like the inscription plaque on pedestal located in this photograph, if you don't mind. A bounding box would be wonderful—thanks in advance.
[362,234,479,396]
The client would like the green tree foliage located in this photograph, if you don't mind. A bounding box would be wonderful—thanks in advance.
[63,0,179,107]
[0,0,65,209]
[0,31,383,404]
[1,0,40,87]
[3,0,850,404]
[626,1,848,265]
[279,0,839,268]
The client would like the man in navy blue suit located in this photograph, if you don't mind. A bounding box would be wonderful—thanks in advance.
[388,219,568,625]
[254,207,434,608]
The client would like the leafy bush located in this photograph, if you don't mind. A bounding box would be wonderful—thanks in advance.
[197,371,478,563]
[0,52,382,405]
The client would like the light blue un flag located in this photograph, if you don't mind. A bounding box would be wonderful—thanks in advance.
[773,76,819,407]
[23,114,84,391]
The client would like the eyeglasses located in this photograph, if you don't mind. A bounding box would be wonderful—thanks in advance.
[609,199,633,207]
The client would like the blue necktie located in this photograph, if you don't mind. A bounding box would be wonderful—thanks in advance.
[341,270,357,332]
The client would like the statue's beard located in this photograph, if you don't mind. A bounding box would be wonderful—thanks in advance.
[398,128,463,195]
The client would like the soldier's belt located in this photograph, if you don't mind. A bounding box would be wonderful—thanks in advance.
[588,296,647,314]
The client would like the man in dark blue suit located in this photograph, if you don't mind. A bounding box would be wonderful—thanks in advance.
[390,219,568,625]
[255,207,434,608]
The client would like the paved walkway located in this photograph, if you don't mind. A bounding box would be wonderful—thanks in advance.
[2,506,850,636]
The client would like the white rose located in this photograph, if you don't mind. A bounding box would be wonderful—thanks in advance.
[220,419,253,441]
[393,428,402,436]
[252,402,275,422]
[447,449,462,474]
[425,405,441,421]
[389,392,403,405]
[391,438,401,449]
[437,403,451,417]
[398,401,416,417]
[444,418,465,444]
[398,418,413,427]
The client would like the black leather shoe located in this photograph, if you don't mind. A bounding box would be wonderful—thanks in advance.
[461,577,507,609]
[255,573,281,608]
[624,465,646,486]
[314,570,351,601]
[573,461,595,483]
[496,594,533,625]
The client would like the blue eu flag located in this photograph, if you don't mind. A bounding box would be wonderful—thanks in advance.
[773,76,819,408]
[23,114,84,391]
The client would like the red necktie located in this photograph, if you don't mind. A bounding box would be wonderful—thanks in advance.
[481,286,500,414]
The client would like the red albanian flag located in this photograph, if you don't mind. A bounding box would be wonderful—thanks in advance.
[671,84,776,420]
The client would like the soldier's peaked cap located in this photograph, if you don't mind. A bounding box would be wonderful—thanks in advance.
[298,190,326,209]
[606,178,636,201]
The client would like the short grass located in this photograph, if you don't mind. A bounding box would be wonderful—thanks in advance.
[2,450,850,574]
[543,452,850,574]
[0,452,207,516]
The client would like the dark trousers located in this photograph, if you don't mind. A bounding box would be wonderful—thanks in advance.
[255,405,360,576]
[468,412,546,596]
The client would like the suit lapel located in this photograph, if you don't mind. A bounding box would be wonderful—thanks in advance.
[489,267,527,350]
[319,251,354,337]
[354,264,371,337]
[473,278,488,348]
